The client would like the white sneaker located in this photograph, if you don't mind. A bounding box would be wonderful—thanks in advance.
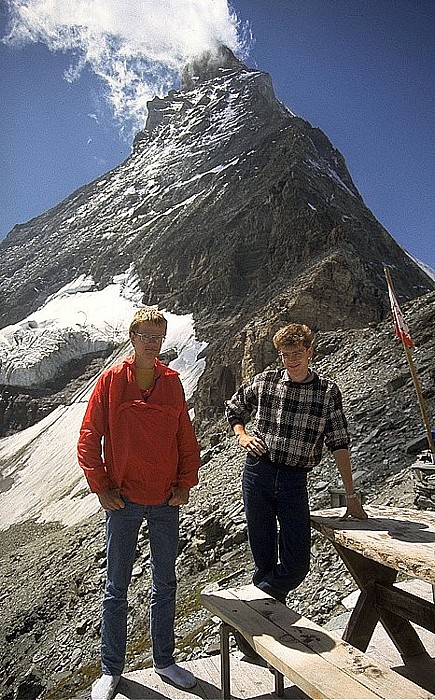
[155,663,197,689]
[91,674,121,700]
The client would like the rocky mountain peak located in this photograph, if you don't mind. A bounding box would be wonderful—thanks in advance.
[181,44,248,90]
[0,48,434,426]
[141,44,264,137]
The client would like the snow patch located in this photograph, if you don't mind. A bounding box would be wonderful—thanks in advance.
[408,253,435,282]
[0,266,143,386]
[306,156,356,199]
[0,265,206,394]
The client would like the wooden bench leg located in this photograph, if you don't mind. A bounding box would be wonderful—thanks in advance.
[220,622,232,699]
[272,667,285,697]
[219,620,285,699]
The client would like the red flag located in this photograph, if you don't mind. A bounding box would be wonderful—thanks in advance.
[385,270,414,348]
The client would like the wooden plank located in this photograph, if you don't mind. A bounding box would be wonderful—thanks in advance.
[186,655,308,699]
[343,586,380,652]
[201,585,434,699]
[115,655,309,699]
[331,541,427,658]
[235,585,432,699]
[375,581,435,632]
[202,588,379,699]
[310,506,435,585]
[113,659,219,699]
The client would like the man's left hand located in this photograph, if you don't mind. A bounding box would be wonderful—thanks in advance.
[168,486,190,506]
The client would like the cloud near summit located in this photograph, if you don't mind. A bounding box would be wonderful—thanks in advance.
[3,0,251,138]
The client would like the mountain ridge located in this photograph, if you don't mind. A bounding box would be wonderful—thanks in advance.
[1,52,432,329]
[1,48,434,429]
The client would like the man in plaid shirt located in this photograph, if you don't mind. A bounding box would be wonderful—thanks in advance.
[225,323,367,612]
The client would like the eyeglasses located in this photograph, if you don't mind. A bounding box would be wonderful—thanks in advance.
[278,350,307,361]
[133,331,166,343]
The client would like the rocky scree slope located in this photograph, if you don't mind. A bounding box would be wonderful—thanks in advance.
[1,290,434,700]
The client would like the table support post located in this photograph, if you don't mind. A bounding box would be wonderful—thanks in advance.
[335,543,426,659]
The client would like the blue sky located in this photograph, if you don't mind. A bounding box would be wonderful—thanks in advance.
[1,0,434,267]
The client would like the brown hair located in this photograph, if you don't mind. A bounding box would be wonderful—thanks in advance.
[129,307,167,336]
[272,323,314,350]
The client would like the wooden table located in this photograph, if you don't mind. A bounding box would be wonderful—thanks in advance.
[310,505,435,664]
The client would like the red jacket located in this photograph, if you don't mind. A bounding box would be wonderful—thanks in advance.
[77,356,200,504]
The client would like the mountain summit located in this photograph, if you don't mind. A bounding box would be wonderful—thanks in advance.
[0,50,433,421]
[181,44,248,90]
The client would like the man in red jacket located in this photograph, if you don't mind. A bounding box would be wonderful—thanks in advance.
[78,307,201,700]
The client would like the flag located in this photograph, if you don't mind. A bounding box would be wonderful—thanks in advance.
[384,268,414,348]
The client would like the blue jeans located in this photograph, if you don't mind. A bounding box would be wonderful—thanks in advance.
[101,498,179,674]
[242,455,311,602]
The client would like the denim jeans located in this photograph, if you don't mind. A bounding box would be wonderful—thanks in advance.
[242,455,311,602]
[101,498,179,674]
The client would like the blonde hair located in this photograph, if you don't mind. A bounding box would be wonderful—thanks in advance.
[129,307,167,335]
[272,323,314,350]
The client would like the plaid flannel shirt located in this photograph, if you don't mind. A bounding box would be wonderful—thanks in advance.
[225,369,349,470]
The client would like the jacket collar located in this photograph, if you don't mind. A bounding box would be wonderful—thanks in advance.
[124,355,179,378]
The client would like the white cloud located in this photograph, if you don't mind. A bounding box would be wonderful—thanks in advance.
[3,0,251,138]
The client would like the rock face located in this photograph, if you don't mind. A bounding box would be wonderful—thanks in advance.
[0,354,109,436]
[0,47,433,428]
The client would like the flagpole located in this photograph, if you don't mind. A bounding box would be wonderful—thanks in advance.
[384,267,435,457]
[403,342,435,455]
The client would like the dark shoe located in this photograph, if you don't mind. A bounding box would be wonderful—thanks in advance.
[154,664,196,689]
[266,587,287,604]
[254,582,287,604]
[232,629,260,660]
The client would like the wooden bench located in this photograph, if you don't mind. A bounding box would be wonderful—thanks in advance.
[201,584,433,699]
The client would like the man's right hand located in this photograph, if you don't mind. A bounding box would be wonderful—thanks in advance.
[236,431,267,456]
[97,489,125,511]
